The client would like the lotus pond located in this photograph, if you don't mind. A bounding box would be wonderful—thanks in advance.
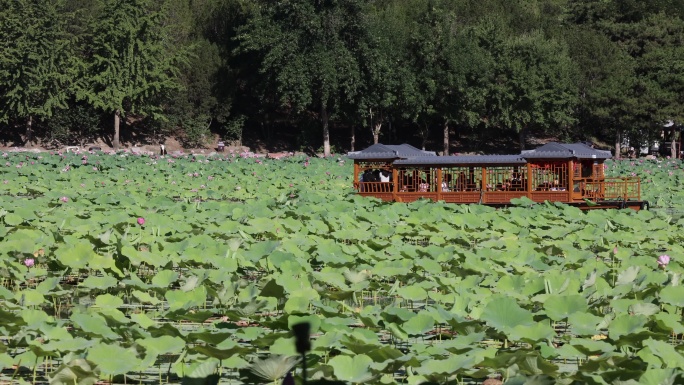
[0,150,683,385]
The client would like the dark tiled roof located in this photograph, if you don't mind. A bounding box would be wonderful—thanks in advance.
[394,155,526,166]
[347,143,436,160]
[521,142,612,160]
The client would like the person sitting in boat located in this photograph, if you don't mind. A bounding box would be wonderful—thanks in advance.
[418,179,429,192]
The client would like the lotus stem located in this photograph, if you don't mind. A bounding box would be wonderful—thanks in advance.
[32,356,37,384]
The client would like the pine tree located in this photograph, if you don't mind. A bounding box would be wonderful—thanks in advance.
[78,0,187,150]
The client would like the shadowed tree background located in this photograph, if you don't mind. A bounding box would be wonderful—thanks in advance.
[0,0,682,156]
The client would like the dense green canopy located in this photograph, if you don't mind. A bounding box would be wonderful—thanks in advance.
[0,0,683,155]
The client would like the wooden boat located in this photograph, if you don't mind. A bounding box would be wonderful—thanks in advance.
[348,142,648,210]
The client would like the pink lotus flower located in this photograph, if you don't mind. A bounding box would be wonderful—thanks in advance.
[60,196,68,202]
[24,258,35,267]
[137,217,145,226]
[657,255,671,267]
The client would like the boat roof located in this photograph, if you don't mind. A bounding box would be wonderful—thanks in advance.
[347,143,436,160]
[348,142,612,163]
[521,142,612,160]
[395,155,526,166]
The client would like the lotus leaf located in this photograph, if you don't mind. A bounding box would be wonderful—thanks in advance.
[608,314,648,340]
[87,342,140,375]
[659,285,684,307]
[481,297,535,331]
[543,294,588,321]
[48,358,99,385]
[70,312,119,340]
[640,339,684,368]
[638,369,679,385]
[248,354,299,383]
[16,289,46,306]
[329,354,374,383]
[165,287,207,311]
[401,313,435,336]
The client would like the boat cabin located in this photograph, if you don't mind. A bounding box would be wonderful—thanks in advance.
[348,142,647,210]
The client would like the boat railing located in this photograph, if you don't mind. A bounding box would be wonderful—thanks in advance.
[602,177,641,200]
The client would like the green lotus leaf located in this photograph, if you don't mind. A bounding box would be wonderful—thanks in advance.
[151,269,179,287]
[508,320,555,343]
[94,293,123,309]
[284,296,310,314]
[48,358,99,385]
[543,294,588,321]
[165,287,208,312]
[70,312,119,340]
[130,313,157,329]
[16,289,46,306]
[55,240,95,269]
[181,366,220,385]
[641,339,684,368]
[401,314,435,336]
[616,265,641,285]
[20,308,51,329]
[415,354,476,376]
[87,342,140,375]
[132,290,161,305]
[653,312,684,334]
[222,355,250,370]
[138,335,186,356]
[41,338,96,354]
[248,355,299,382]
[4,213,23,226]
[268,336,297,356]
[243,241,279,263]
[659,286,684,307]
[608,314,648,340]
[0,286,13,300]
[79,275,118,289]
[481,297,535,331]
[121,245,167,267]
[638,369,679,385]
[568,312,604,336]
[0,353,14,369]
[288,314,321,334]
[570,338,615,355]
[396,285,428,301]
[385,322,408,341]
[329,354,374,383]
[629,302,660,316]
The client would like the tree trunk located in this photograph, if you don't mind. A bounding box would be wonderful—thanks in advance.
[421,123,429,151]
[113,109,121,150]
[671,128,677,159]
[26,115,33,147]
[372,122,381,144]
[321,105,330,157]
[350,125,355,152]
[614,129,621,159]
[518,126,527,151]
[443,121,449,155]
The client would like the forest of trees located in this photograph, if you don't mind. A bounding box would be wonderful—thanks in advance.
[1,0,683,157]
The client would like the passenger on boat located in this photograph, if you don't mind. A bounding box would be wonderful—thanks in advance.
[418,180,429,192]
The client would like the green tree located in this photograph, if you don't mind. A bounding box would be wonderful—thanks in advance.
[356,0,418,147]
[410,3,491,154]
[566,26,639,157]
[0,0,80,145]
[482,28,578,149]
[78,0,187,150]
[237,0,366,156]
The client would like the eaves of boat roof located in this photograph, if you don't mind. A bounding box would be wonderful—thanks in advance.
[394,155,526,166]
[521,142,612,160]
[347,143,436,160]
